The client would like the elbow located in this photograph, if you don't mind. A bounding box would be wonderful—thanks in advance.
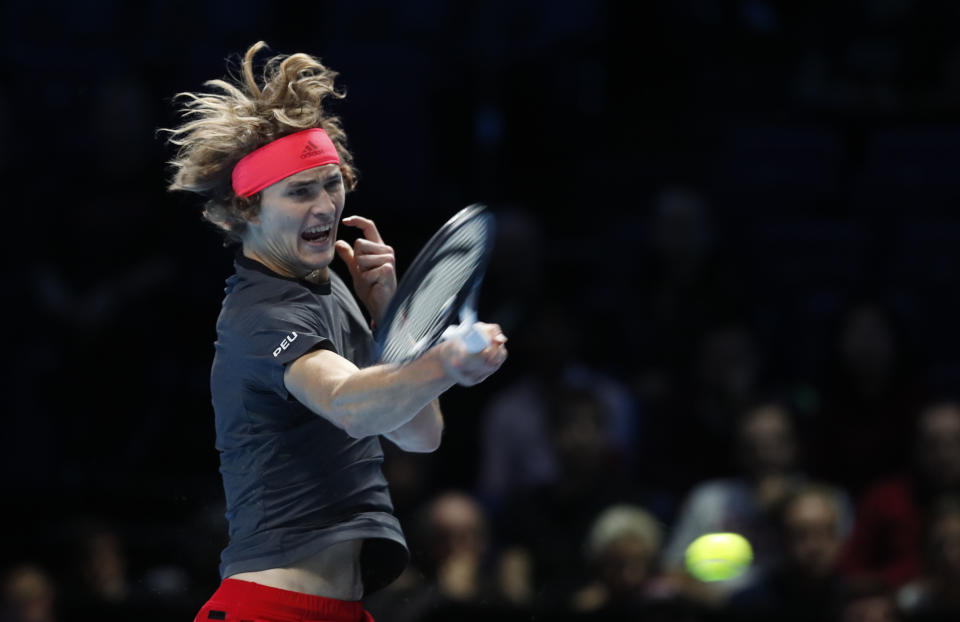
[395,432,442,453]
[403,407,444,453]
[390,420,443,453]
[337,412,378,440]
[336,409,429,444]
[327,393,380,439]
[412,430,443,453]
[409,411,444,452]
[329,398,443,451]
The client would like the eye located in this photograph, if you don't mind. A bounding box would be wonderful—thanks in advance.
[325,177,343,191]
[289,186,316,199]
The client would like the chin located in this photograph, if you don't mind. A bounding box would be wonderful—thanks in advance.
[298,243,332,262]
[300,252,333,274]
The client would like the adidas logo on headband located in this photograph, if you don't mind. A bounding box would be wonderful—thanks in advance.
[301,140,326,159]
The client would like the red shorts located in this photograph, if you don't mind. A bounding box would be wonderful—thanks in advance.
[193,579,374,622]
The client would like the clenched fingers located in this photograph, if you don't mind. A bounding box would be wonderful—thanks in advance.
[354,253,396,270]
[353,238,393,256]
[358,263,396,285]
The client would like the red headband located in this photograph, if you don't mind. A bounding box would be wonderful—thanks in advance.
[231,128,341,197]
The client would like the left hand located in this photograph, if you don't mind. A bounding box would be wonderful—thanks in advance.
[335,215,397,323]
[435,323,508,387]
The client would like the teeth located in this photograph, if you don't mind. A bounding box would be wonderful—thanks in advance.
[304,224,331,234]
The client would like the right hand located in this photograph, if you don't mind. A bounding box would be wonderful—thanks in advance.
[436,322,508,386]
[335,215,397,324]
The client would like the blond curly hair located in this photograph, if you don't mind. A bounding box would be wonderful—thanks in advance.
[164,41,356,242]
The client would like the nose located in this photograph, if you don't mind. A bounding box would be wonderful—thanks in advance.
[310,189,337,215]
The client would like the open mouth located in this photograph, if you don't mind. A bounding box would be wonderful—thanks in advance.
[301,224,332,244]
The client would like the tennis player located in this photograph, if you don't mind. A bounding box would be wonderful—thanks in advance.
[166,42,507,622]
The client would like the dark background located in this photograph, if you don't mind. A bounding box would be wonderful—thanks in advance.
[4,1,960,620]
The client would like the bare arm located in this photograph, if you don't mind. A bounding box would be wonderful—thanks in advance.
[384,400,444,452]
[283,323,506,448]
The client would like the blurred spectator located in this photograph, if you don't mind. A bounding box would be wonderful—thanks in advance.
[77,523,129,604]
[662,402,845,606]
[839,402,960,591]
[365,491,522,622]
[619,187,754,492]
[841,590,902,622]
[897,496,960,620]
[380,441,437,528]
[1,564,57,622]
[623,187,745,403]
[58,518,179,621]
[419,492,494,603]
[650,323,766,488]
[495,387,644,606]
[811,301,925,495]
[572,504,695,618]
[793,0,960,115]
[730,483,851,621]
[693,325,763,428]
[479,207,545,337]
[478,301,637,512]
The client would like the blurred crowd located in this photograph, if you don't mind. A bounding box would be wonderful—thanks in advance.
[7,189,960,621]
[6,1,960,621]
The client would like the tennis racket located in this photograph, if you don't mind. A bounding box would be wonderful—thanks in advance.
[374,204,496,364]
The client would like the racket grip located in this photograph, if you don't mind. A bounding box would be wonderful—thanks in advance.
[460,324,490,353]
[441,322,490,354]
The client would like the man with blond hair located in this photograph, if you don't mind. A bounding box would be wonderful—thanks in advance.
[166,42,507,622]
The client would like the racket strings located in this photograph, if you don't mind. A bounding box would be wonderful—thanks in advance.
[379,218,490,363]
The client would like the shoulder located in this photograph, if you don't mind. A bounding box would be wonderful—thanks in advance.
[217,272,333,357]
[220,287,316,336]
[222,267,322,321]
[329,270,362,311]
[328,269,372,331]
[231,266,318,305]
[329,269,351,298]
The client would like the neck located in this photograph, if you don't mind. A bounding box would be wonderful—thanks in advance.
[242,245,329,283]
[304,267,331,284]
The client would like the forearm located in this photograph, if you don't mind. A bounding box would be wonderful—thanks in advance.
[285,322,506,440]
[332,358,452,438]
[286,346,455,439]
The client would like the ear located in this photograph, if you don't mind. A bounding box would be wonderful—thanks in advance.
[237,194,262,225]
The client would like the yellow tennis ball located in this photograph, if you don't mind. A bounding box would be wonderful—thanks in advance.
[684,532,753,582]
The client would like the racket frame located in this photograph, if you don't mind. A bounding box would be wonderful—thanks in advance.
[373,204,495,364]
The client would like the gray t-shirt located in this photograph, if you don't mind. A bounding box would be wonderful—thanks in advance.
[210,254,408,594]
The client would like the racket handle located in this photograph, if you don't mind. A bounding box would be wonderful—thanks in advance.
[460,324,490,353]
[441,322,490,354]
